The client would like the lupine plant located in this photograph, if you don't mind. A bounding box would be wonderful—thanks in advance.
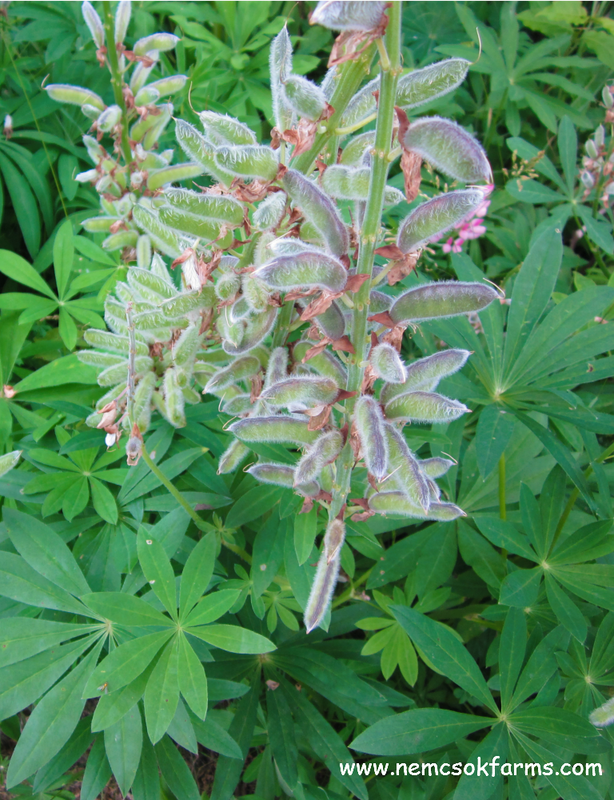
[47,0,498,637]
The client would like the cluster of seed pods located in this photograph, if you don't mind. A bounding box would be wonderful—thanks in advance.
[51,0,499,633]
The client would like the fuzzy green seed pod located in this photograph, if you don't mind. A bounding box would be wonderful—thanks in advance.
[397,190,486,254]
[174,120,236,185]
[293,342,347,386]
[182,385,201,405]
[222,394,252,415]
[247,463,319,497]
[205,356,261,394]
[340,131,376,166]
[114,0,131,43]
[339,77,378,130]
[270,26,293,132]
[283,169,349,258]
[268,238,326,258]
[265,347,288,388]
[134,86,161,106]
[390,281,498,325]
[323,518,345,563]
[261,376,338,410]
[160,288,216,319]
[132,205,183,259]
[295,429,343,486]
[163,368,186,427]
[97,105,122,132]
[0,450,22,478]
[385,391,469,424]
[385,424,430,512]
[136,235,152,269]
[229,416,319,445]
[129,56,158,95]
[81,103,102,121]
[354,396,388,480]
[396,59,470,110]
[370,344,406,384]
[229,297,251,324]
[369,290,393,316]
[282,75,327,121]
[198,111,257,147]
[164,188,244,226]
[242,274,270,313]
[303,299,346,341]
[98,356,153,387]
[84,329,148,356]
[82,0,105,47]
[311,0,386,31]
[255,252,347,294]
[159,207,232,244]
[218,439,251,474]
[46,84,105,111]
[147,75,188,98]
[104,299,129,335]
[369,491,465,520]
[402,117,492,184]
[134,371,156,433]
[253,193,286,230]
[95,383,127,412]
[403,349,471,392]
[102,231,139,251]
[420,457,455,479]
[78,351,126,369]
[147,163,205,191]
[134,308,186,334]
[215,271,241,302]
[322,166,400,205]
[214,145,279,182]
[134,32,180,55]
[589,697,614,728]
[174,325,203,368]
[221,306,278,356]
[150,253,173,285]
[128,268,176,303]
[304,542,340,633]
[81,217,119,233]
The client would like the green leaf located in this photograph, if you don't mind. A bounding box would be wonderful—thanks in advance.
[475,517,535,561]
[0,552,89,616]
[557,115,577,191]
[187,623,275,654]
[577,203,614,254]
[179,532,217,619]
[132,730,160,800]
[0,618,91,669]
[453,723,508,800]
[137,530,178,619]
[351,707,492,756]
[92,665,154,732]
[62,475,90,520]
[511,706,603,753]
[499,607,526,713]
[177,633,208,721]
[90,477,119,524]
[184,589,242,626]
[505,178,566,204]
[155,736,201,800]
[190,713,242,759]
[545,574,586,643]
[13,353,99,394]
[294,505,318,566]
[104,703,143,796]
[266,686,298,791]
[167,698,198,753]
[53,219,74,300]
[475,405,515,478]
[83,629,174,698]
[511,626,569,708]
[80,736,112,800]
[251,511,286,598]
[0,154,41,257]
[0,249,54,298]
[225,484,281,528]
[4,508,90,596]
[392,606,498,713]
[144,638,180,744]
[415,523,457,597]
[499,567,541,608]
[81,592,173,627]
[6,640,102,788]
[458,521,506,589]
[32,716,94,794]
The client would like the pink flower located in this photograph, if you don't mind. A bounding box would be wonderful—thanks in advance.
[438,195,491,253]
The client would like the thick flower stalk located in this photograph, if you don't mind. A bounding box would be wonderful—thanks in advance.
[63,0,498,632]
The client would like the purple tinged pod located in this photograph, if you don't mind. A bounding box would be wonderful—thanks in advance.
[339,77,379,130]
[403,349,471,392]
[420,457,455,479]
[214,145,279,182]
[396,60,471,110]
[270,26,294,131]
[384,424,431,512]
[311,0,387,32]
[261,376,339,409]
[205,356,261,394]
[255,252,347,294]
[294,429,344,485]
[354,396,388,481]
[390,281,498,325]
[264,347,289,388]
[218,439,251,474]
[221,306,278,356]
[247,463,319,497]
[229,416,319,445]
[282,169,349,258]
[222,394,252,415]
[369,491,466,520]
[304,546,341,634]
[324,519,346,564]
[370,343,406,384]
[397,189,486,254]
[401,117,492,184]
[253,193,287,230]
[385,391,469,424]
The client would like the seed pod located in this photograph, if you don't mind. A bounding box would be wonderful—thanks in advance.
[128,268,176,303]
[132,205,183,259]
[134,32,180,55]
[282,75,327,121]
[80,103,101,121]
[261,376,338,409]
[229,297,251,324]
[370,343,406,384]
[295,429,344,485]
[174,120,235,185]
[150,253,173,285]
[603,86,614,110]
[369,491,465,520]
[198,111,257,147]
[147,74,188,98]
[46,84,105,111]
[222,394,252,415]
[242,274,270,313]
[205,356,261,394]
[0,450,22,478]
[84,329,147,356]
[283,169,349,258]
[147,162,205,191]
[304,546,340,633]
[114,0,131,43]
[390,281,498,325]
[293,342,347,386]
[403,349,471,392]
[402,117,492,184]
[340,131,376,166]
[78,350,126,369]
[130,102,171,145]
[324,518,346,564]
[222,306,278,356]
[98,104,123,133]
[159,207,231,244]
[256,252,347,294]
[214,145,279,182]
[160,288,216,319]
[270,26,293,131]
[75,169,98,183]
[420,457,455,479]
[311,0,387,31]
[354,396,388,480]
[385,391,469,424]
[396,59,470,110]
[247,463,319,497]
[182,385,201,405]
[303,299,346,342]
[98,356,153,387]
[590,697,614,728]
[229,416,319,445]
[385,424,430,512]
[397,189,486,254]
[174,325,203,368]
[134,86,161,106]
[370,290,392,315]
[339,77,378,130]
[163,368,186,427]
[264,347,288,388]
[134,371,156,432]
[105,299,128,335]
[102,230,139,251]
[268,238,326,257]
[134,308,186,334]
[165,188,244,226]
[82,1,105,47]
[215,271,241,302]
[81,217,118,233]
[253,192,286,230]
[322,165,370,200]
[218,439,251,474]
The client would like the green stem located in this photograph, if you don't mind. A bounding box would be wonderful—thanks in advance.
[498,453,506,521]
[329,2,402,520]
[102,0,132,165]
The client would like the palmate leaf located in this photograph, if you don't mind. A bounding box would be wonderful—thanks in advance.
[104,703,143,797]
[144,638,180,744]
[453,723,508,800]
[137,530,178,619]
